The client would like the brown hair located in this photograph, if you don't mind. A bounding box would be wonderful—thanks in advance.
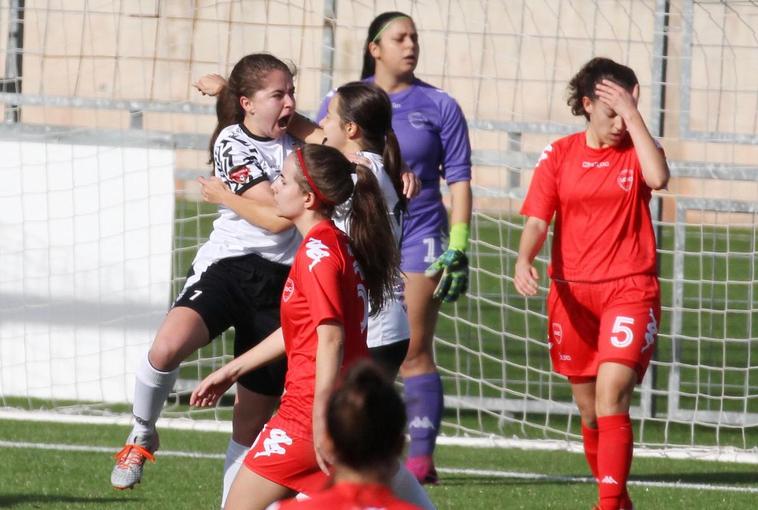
[567,57,638,120]
[295,144,400,314]
[327,359,406,470]
[208,53,294,162]
[335,81,405,211]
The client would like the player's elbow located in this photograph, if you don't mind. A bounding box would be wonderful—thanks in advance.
[645,172,669,190]
[525,216,549,237]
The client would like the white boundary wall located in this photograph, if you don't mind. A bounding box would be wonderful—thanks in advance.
[0,142,174,402]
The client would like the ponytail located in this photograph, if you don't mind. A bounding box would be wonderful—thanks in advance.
[208,85,243,164]
[348,164,400,314]
[383,129,406,212]
[295,144,400,314]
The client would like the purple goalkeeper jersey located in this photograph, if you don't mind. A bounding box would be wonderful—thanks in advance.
[316,78,471,242]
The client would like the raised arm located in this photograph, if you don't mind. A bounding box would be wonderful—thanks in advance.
[198,176,293,233]
[193,73,226,96]
[287,112,326,144]
[595,80,669,190]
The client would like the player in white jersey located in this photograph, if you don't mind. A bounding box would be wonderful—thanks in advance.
[196,80,434,509]
[307,82,411,377]
[291,82,434,509]
[111,54,302,506]
[200,80,414,378]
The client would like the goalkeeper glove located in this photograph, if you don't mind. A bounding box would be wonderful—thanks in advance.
[424,223,470,302]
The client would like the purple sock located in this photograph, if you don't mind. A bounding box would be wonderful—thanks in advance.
[404,372,443,458]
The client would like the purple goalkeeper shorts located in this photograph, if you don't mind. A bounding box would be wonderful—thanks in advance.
[401,193,449,273]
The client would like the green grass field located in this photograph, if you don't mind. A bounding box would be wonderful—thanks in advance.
[3,200,757,508]
[1,419,758,509]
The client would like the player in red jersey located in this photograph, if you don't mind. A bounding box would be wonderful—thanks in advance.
[190,144,400,510]
[270,360,422,510]
[514,57,669,510]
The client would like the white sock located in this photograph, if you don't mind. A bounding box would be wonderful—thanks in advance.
[391,462,436,510]
[222,439,249,508]
[131,350,179,439]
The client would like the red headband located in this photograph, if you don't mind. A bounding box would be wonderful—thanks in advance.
[295,147,334,206]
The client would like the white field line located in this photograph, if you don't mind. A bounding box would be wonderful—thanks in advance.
[434,467,758,495]
[2,408,758,465]
[1,439,758,495]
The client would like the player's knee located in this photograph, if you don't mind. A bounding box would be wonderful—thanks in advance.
[577,406,597,428]
[595,390,632,417]
[148,337,184,371]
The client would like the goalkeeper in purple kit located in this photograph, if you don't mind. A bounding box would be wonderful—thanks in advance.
[316,11,472,484]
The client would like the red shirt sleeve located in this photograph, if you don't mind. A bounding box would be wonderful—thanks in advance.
[520,142,560,222]
[299,236,344,327]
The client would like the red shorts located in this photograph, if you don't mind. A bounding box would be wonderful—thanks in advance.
[547,274,660,382]
[243,420,329,495]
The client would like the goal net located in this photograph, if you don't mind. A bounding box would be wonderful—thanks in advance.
[1,0,756,460]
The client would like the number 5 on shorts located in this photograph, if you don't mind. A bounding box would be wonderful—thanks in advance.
[610,316,635,348]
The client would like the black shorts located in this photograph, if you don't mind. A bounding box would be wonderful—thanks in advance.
[174,253,290,396]
[368,339,410,380]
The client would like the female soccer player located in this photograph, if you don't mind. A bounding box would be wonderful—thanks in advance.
[195,80,434,509]
[514,57,669,510]
[111,54,300,500]
[317,12,473,484]
[202,81,413,378]
[270,360,422,510]
[190,144,400,510]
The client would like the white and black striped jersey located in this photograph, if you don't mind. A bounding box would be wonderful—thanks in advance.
[186,124,301,290]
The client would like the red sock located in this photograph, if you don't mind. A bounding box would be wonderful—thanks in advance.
[581,422,599,480]
[597,414,633,510]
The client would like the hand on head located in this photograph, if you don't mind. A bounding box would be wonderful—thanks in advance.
[594,79,639,120]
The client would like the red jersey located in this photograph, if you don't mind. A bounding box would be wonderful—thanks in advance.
[273,220,369,440]
[521,132,659,282]
[273,482,423,510]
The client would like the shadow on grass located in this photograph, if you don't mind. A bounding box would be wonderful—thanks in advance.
[437,470,758,488]
[435,476,589,487]
[0,494,137,507]
[631,471,758,486]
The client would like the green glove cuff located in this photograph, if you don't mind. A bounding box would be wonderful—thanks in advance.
[448,223,470,252]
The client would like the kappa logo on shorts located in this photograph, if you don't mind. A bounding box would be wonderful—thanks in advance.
[617,168,634,192]
[552,322,563,345]
[305,237,330,271]
[282,278,295,303]
[254,428,293,458]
